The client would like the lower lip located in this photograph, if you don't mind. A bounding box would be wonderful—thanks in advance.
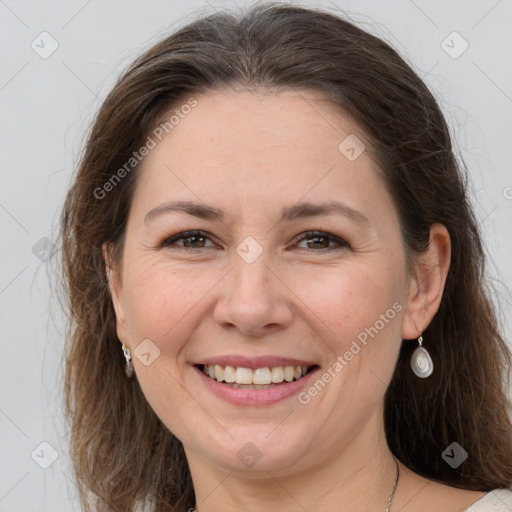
[193,365,320,406]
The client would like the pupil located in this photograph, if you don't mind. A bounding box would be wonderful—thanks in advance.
[308,236,327,249]
[184,236,204,248]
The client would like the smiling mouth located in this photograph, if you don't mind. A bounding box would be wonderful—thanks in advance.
[196,364,318,389]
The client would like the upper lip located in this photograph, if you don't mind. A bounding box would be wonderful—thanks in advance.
[194,355,318,369]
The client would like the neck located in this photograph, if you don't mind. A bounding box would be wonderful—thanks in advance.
[185,409,399,512]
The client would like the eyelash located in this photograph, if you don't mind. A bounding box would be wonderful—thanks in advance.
[159,230,349,252]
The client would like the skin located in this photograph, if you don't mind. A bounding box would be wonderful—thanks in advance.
[106,88,486,511]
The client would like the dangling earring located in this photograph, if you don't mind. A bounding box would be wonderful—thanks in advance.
[122,343,134,378]
[410,335,433,378]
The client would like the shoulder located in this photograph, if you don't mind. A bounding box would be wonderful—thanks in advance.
[463,488,512,511]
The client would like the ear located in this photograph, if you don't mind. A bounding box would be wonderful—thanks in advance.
[103,242,131,346]
[401,223,451,340]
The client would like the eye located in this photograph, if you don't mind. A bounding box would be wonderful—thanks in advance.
[293,230,349,251]
[160,230,216,250]
[159,230,349,252]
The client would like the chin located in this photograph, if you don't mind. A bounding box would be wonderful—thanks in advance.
[202,424,317,474]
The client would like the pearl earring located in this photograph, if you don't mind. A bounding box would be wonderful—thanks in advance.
[410,335,433,378]
[122,344,134,378]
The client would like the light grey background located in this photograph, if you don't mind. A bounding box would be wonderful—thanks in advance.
[1,0,511,510]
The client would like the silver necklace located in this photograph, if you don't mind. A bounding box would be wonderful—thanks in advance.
[386,457,400,512]
[192,458,401,512]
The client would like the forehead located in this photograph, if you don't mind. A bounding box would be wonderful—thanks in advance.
[150,88,360,163]
[130,88,390,222]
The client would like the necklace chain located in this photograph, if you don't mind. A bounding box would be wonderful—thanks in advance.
[191,458,400,512]
[385,458,400,512]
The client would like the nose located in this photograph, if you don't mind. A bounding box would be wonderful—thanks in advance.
[213,252,294,338]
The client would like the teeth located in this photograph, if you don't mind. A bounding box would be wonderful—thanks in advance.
[284,366,295,382]
[202,364,310,385]
[223,365,235,383]
[253,368,272,385]
[235,367,253,384]
[271,366,284,383]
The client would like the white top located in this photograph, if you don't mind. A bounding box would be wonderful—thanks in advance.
[463,488,512,511]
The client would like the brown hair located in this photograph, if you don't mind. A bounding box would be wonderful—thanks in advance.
[58,2,512,511]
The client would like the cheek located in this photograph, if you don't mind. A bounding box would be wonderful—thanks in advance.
[291,263,406,397]
[122,258,220,342]
[123,253,405,352]
[297,267,405,410]
[120,260,213,430]
[293,262,404,341]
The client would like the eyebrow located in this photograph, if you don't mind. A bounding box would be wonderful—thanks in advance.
[144,199,369,225]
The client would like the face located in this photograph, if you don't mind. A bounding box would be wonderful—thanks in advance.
[108,87,417,476]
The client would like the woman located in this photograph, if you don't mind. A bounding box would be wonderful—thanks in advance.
[59,2,512,511]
